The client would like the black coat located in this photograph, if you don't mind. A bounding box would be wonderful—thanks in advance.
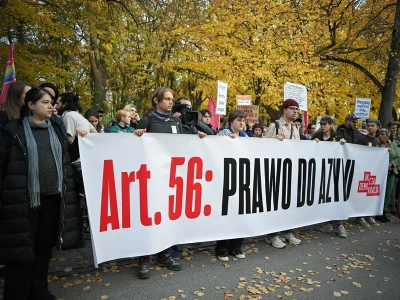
[335,124,362,144]
[0,117,82,264]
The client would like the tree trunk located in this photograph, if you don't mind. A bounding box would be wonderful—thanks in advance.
[378,0,400,126]
[88,49,108,108]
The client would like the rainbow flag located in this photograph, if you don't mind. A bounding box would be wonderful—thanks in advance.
[0,44,16,106]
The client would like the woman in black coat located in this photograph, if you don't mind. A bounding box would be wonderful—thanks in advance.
[0,87,83,300]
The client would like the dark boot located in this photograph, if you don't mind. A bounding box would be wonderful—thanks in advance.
[156,252,182,271]
[383,211,391,223]
[137,256,151,279]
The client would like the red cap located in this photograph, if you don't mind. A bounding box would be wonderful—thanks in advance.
[281,99,299,112]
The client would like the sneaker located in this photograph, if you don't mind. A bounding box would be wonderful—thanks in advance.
[156,254,182,271]
[266,236,286,249]
[319,222,333,233]
[217,255,229,262]
[356,217,370,227]
[230,250,245,259]
[280,233,301,245]
[137,258,150,279]
[366,217,379,226]
[337,225,347,238]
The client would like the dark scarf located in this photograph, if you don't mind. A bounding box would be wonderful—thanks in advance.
[153,110,171,120]
[23,117,63,208]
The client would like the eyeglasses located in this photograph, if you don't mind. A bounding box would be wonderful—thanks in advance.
[286,107,299,111]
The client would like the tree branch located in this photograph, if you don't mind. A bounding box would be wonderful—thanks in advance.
[321,55,384,92]
[106,0,139,27]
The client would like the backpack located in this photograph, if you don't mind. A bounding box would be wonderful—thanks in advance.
[140,114,183,134]
[273,121,294,139]
[274,121,280,136]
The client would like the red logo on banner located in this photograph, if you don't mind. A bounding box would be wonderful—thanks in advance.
[357,172,380,196]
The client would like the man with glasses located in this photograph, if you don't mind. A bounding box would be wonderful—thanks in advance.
[335,114,362,144]
[263,99,302,248]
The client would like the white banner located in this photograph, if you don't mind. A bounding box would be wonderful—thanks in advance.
[284,82,308,111]
[216,81,228,115]
[354,98,371,120]
[79,134,387,266]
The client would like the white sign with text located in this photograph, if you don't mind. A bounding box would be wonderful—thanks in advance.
[284,82,308,111]
[216,81,228,115]
[354,98,371,120]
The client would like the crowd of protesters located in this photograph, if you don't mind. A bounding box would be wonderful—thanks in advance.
[0,82,399,299]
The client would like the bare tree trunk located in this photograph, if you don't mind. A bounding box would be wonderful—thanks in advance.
[379,0,400,125]
[88,47,108,108]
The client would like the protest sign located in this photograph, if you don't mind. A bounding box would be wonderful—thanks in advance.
[79,134,387,266]
[236,95,252,106]
[236,105,259,124]
[216,81,228,115]
[284,82,308,111]
[354,98,371,120]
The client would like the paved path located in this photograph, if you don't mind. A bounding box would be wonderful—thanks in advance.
[1,218,400,300]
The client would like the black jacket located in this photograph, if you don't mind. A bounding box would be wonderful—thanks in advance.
[335,124,362,144]
[0,117,82,264]
[311,131,339,142]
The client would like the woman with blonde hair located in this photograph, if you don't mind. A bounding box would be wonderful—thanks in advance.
[124,103,140,128]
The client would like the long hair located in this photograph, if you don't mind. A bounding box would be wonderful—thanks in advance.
[84,108,101,132]
[2,82,32,120]
[20,87,53,119]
